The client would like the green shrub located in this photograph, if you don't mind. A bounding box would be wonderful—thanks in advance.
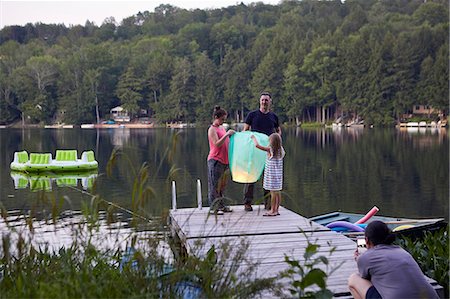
[281,230,342,298]
[396,226,449,298]
[301,122,324,128]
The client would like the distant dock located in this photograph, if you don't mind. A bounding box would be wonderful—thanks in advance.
[168,205,444,298]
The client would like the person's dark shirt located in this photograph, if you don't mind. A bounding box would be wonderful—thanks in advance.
[245,110,279,136]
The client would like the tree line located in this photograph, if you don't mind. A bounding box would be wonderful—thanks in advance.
[0,0,448,126]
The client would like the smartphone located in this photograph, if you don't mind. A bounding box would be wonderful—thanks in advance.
[357,237,367,254]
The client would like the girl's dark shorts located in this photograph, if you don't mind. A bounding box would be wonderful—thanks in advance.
[366,286,382,299]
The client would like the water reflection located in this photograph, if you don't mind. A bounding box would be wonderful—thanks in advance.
[295,126,368,149]
[111,128,131,147]
[1,128,448,223]
[0,210,171,260]
[397,127,447,149]
[11,171,97,191]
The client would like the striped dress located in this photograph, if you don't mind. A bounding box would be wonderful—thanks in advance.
[263,146,285,191]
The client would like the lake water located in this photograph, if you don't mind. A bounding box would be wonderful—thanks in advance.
[1,127,448,225]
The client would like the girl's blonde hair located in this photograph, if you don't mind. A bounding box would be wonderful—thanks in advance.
[269,133,282,158]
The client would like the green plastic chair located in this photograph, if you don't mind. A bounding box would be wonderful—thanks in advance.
[15,151,29,163]
[81,151,95,162]
[30,153,51,164]
[55,150,78,161]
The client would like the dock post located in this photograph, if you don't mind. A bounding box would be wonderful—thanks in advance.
[171,181,177,210]
[197,179,202,209]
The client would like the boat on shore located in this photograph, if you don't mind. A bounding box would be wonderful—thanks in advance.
[166,122,188,128]
[93,123,154,129]
[397,120,448,128]
[309,211,446,239]
[81,124,95,128]
[10,150,98,173]
[44,124,79,129]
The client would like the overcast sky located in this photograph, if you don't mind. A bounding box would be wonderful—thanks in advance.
[0,0,280,29]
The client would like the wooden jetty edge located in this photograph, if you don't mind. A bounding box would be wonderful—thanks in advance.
[169,204,444,298]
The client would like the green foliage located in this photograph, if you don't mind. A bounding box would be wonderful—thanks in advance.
[396,226,449,298]
[300,122,323,128]
[0,0,448,125]
[282,231,341,298]
[168,240,280,298]
[0,229,170,298]
[116,66,144,115]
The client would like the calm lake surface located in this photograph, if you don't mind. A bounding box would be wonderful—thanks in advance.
[0,127,448,224]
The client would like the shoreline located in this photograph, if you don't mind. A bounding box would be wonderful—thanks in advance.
[1,120,448,129]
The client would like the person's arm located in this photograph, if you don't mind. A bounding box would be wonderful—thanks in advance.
[250,135,270,152]
[356,252,371,279]
[274,113,281,135]
[276,126,281,135]
[243,111,252,131]
[208,127,235,147]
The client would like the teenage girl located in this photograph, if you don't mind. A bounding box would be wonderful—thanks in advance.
[207,106,235,213]
[251,133,285,216]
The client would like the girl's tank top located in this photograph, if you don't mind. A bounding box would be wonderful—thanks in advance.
[207,125,229,164]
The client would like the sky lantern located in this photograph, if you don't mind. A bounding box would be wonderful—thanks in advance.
[229,131,269,183]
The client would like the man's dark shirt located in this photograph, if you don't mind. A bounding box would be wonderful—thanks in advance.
[245,110,279,136]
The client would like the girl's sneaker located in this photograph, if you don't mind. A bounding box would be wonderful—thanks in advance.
[219,206,233,213]
[209,209,224,215]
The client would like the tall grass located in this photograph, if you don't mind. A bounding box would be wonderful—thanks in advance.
[0,132,283,298]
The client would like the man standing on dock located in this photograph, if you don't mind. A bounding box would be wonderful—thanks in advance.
[242,91,281,211]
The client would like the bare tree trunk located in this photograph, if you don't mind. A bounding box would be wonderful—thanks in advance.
[95,94,100,124]
[322,106,326,123]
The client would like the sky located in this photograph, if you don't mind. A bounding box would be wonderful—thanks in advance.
[0,0,280,29]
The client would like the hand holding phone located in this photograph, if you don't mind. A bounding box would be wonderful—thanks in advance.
[357,237,367,255]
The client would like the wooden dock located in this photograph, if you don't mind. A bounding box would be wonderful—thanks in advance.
[169,204,358,297]
[169,205,443,298]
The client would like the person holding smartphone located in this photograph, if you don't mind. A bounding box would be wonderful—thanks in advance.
[348,221,439,299]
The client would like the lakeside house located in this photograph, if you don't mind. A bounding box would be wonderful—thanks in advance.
[412,105,439,116]
[110,106,130,122]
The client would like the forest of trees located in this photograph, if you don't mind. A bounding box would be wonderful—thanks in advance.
[0,0,448,126]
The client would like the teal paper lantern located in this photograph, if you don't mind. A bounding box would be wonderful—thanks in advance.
[229,131,269,183]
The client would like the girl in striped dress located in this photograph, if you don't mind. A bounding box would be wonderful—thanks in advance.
[251,133,285,216]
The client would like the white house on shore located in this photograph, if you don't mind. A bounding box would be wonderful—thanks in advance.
[110,106,130,122]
